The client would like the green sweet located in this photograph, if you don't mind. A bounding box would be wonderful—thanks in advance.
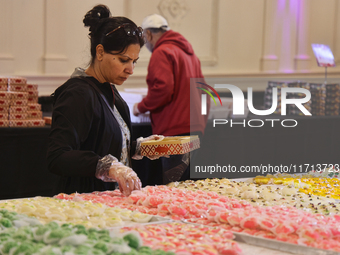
[87,232,99,241]
[97,229,110,236]
[0,218,13,228]
[1,210,18,221]
[12,232,29,242]
[61,223,73,229]
[46,221,59,230]
[0,232,12,242]
[74,245,91,255]
[98,235,111,243]
[12,242,36,255]
[110,237,125,245]
[61,245,74,253]
[35,225,50,236]
[123,233,140,249]
[75,228,89,236]
[2,241,18,254]
[93,242,108,253]
[47,228,71,241]
[88,228,99,234]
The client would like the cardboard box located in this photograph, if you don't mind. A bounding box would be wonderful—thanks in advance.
[44,117,52,125]
[11,99,28,106]
[27,84,38,91]
[9,106,27,114]
[0,92,11,100]
[8,84,27,92]
[8,77,27,85]
[10,92,28,100]
[0,77,8,84]
[27,119,45,127]
[140,136,200,156]
[0,106,8,113]
[0,112,8,119]
[27,97,38,104]
[9,120,27,127]
[27,110,42,119]
[27,103,41,111]
[0,120,9,127]
[0,99,10,107]
[0,84,7,91]
[9,113,27,120]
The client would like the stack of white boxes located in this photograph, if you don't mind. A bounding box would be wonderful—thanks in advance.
[0,76,45,127]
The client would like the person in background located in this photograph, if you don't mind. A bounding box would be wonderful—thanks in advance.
[133,14,208,184]
[47,5,162,196]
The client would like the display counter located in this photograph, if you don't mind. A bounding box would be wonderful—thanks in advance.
[0,123,162,200]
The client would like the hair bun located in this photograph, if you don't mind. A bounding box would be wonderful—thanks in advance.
[83,5,111,34]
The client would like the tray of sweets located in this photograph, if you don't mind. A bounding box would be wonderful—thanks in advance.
[140,135,200,156]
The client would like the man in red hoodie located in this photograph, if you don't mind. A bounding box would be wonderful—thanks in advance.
[133,14,208,184]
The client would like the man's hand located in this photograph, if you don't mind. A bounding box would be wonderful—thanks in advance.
[133,103,140,116]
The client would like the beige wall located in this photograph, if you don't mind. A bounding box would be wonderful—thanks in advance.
[0,0,340,95]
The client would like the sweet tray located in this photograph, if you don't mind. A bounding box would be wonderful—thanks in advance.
[140,135,200,156]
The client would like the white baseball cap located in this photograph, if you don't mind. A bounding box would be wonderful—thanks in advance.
[141,14,170,31]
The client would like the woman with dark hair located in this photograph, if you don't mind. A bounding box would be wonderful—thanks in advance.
[47,5,158,196]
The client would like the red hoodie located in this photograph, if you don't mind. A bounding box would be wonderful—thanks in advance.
[138,30,208,136]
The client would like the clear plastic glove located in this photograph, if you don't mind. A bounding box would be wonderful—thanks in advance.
[108,161,141,196]
[132,134,169,160]
[96,155,141,196]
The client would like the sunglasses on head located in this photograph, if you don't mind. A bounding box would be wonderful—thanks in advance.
[106,23,143,37]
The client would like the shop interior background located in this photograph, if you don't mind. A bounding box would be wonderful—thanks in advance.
[0,0,339,95]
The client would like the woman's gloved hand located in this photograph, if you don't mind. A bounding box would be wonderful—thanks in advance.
[96,154,141,196]
[132,135,168,160]
[108,161,141,196]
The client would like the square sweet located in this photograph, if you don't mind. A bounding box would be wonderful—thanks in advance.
[140,136,200,156]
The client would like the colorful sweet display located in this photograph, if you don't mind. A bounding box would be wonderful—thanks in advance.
[168,178,340,215]
[55,186,340,252]
[119,222,242,255]
[0,197,155,228]
[254,171,340,199]
[0,209,169,255]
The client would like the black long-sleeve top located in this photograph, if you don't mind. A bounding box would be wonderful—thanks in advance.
[47,76,132,195]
